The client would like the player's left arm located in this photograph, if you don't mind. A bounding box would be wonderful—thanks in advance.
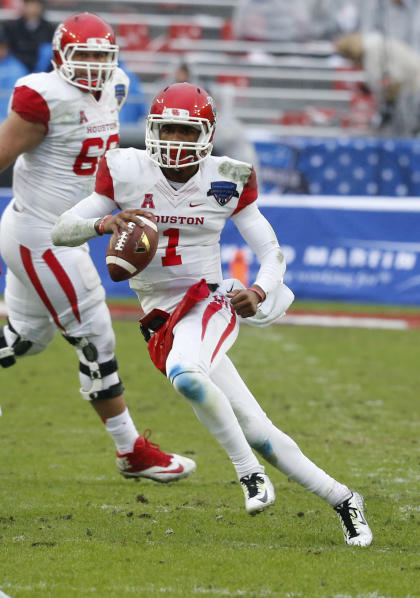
[51,191,116,246]
[52,192,152,247]
[228,202,286,318]
[52,152,152,247]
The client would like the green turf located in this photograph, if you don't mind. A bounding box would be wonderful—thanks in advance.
[1,312,419,598]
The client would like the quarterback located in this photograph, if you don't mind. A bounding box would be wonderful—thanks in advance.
[52,82,373,545]
[0,13,196,482]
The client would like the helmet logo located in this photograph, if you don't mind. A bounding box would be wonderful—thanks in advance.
[86,37,111,47]
[162,108,190,117]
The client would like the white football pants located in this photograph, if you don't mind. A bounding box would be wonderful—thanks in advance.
[0,201,119,392]
[166,284,349,505]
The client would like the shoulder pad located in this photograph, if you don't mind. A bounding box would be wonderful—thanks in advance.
[214,156,253,186]
[105,149,155,204]
[110,67,130,90]
[15,71,78,104]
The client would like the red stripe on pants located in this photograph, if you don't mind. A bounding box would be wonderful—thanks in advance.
[201,299,237,363]
[42,249,81,323]
[210,309,237,363]
[20,245,66,331]
[201,301,223,340]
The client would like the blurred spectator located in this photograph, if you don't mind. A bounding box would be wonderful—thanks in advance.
[173,61,191,84]
[232,0,360,43]
[336,31,420,136]
[156,61,205,91]
[4,0,55,73]
[333,1,362,35]
[360,0,420,56]
[0,24,28,121]
[33,40,52,72]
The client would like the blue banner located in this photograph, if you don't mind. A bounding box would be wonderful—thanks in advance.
[222,195,420,306]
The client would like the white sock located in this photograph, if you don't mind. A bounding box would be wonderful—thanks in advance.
[104,408,139,454]
[328,483,353,508]
[211,355,352,503]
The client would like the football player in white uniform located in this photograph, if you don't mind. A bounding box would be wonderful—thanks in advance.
[0,14,196,483]
[52,83,373,546]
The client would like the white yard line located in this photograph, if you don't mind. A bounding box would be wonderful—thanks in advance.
[279,314,409,329]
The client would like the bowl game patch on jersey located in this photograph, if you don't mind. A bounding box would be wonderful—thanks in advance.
[114,83,127,105]
[207,181,239,206]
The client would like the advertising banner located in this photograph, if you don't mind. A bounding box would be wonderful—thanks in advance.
[223,195,420,306]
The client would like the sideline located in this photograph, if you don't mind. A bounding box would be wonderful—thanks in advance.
[96,302,420,330]
[2,300,419,330]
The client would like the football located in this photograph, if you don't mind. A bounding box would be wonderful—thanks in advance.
[106,215,158,282]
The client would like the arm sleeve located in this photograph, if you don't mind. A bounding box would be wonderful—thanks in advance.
[231,202,286,296]
[95,154,115,200]
[11,85,50,130]
[231,167,258,215]
[51,192,116,247]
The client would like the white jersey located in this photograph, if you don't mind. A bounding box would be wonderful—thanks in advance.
[95,148,258,313]
[10,68,129,224]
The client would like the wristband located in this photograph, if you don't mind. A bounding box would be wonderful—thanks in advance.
[96,215,112,235]
[247,287,265,303]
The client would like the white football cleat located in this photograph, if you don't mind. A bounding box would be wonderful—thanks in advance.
[116,432,196,483]
[334,491,373,546]
[240,472,275,515]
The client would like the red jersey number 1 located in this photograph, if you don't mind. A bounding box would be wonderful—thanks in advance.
[161,228,182,267]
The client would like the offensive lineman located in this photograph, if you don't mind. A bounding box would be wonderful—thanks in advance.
[0,14,196,482]
[52,82,373,546]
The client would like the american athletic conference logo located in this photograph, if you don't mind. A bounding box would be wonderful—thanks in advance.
[207,181,239,206]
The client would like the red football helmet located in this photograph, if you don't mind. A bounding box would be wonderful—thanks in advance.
[145,83,217,168]
[52,13,118,92]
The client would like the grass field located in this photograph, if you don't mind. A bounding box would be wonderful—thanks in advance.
[1,304,420,598]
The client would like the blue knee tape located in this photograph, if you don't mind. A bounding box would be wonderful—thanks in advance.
[170,366,205,403]
[253,439,273,458]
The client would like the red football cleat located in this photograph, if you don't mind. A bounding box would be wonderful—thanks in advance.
[116,431,196,482]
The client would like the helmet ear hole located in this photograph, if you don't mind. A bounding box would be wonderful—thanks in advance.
[145,83,216,169]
